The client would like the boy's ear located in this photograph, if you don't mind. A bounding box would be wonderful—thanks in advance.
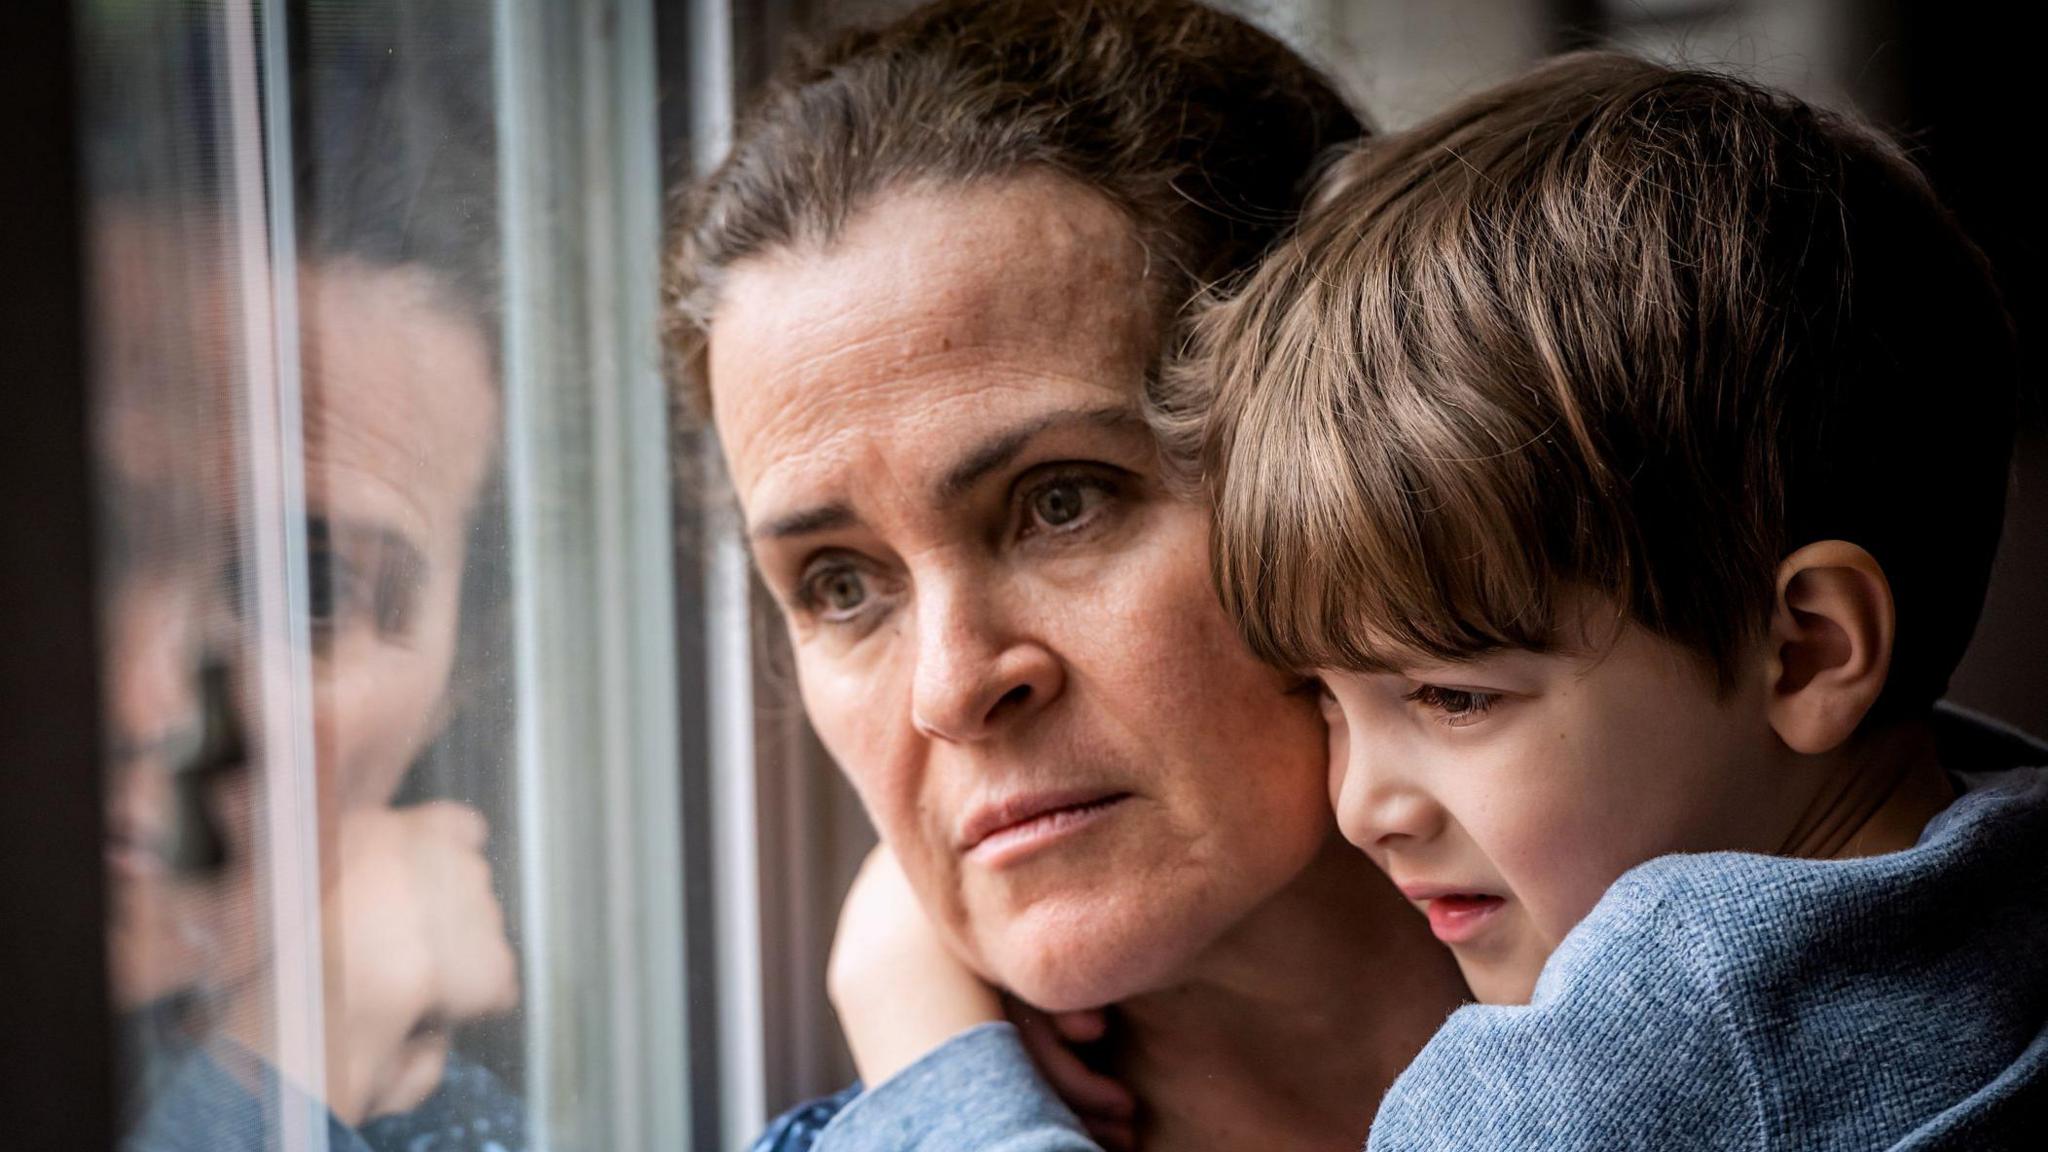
[1764,540,1895,755]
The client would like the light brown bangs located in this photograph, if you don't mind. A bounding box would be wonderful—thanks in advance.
[1202,211,1580,676]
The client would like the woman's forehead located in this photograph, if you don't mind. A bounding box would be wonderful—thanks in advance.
[709,176,1156,520]
[296,265,498,554]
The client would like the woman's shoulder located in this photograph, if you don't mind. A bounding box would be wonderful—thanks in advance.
[748,1084,863,1152]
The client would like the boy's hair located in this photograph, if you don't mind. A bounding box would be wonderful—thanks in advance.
[1193,51,2015,714]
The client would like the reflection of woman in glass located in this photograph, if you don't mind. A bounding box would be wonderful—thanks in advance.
[96,47,527,1152]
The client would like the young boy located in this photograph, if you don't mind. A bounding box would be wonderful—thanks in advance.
[813,52,2048,1150]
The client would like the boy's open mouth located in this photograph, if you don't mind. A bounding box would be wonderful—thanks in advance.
[1419,893,1505,945]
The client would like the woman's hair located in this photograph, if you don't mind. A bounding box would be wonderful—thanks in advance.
[1198,52,2015,716]
[662,0,1364,454]
[297,13,501,347]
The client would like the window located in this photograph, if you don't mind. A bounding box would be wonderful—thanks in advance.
[85,1,698,1147]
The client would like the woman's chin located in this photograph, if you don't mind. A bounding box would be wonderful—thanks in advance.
[972,903,1206,1012]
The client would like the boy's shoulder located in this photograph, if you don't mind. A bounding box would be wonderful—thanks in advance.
[1372,713,2048,1152]
[1370,876,1767,1151]
[1599,705,2048,963]
[1607,766,2048,967]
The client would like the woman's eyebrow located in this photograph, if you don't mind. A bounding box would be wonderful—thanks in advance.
[320,517,433,596]
[936,404,1143,500]
[752,502,856,542]
[748,405,1142,542]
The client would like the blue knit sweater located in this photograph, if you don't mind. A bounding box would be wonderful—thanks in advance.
[797,709,2048,1151]
[122,1038,526,1152]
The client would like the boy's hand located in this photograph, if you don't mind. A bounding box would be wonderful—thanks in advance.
[326,803,520,1123]
[828,845,1002,1086]
[1009,1001,1137,1152]
[219,802,520,1126]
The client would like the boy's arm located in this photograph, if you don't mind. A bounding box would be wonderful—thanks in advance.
[815,848,1103,1152]
[826,845,1009,1087]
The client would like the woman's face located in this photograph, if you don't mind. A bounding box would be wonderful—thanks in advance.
[709,175,1335,1011]
[99,244,498,1006]
[295,263,499,815]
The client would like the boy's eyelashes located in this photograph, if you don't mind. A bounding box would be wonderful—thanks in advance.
[1290,672,1505,724]
[1402,683,1502,727]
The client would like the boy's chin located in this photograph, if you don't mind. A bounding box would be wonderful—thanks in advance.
[1459,954,1543,1006]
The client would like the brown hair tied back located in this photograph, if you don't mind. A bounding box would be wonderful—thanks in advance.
[663,0,1363,456]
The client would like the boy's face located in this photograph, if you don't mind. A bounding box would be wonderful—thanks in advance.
[1316,595,1790,1004]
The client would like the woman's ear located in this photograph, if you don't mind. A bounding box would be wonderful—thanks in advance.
[1764,540,1895,755]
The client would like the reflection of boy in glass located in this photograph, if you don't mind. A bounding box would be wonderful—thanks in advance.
[96,39,527,1152]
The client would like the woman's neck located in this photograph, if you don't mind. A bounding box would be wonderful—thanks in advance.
[1779,717,1954,861]
[1109,833,1467,1152]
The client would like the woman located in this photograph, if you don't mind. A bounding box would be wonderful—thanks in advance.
[664,2,1468,1148]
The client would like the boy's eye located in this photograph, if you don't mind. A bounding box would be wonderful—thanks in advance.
[1403,683,1499,728]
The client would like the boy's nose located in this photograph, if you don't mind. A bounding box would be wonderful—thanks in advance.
[1333,747,1444,853]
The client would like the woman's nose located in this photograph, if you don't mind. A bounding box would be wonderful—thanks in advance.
[909,584,1063,743]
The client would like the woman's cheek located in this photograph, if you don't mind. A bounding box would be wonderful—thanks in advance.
[315,608,460,811]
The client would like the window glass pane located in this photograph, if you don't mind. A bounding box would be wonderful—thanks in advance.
[85,2,686,1149]
[86,4,325,1146]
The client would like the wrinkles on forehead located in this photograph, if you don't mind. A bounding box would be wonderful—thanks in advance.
[707,173,1157,526]
[298,261,498,551]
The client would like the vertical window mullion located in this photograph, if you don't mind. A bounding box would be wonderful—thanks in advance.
[223,3,329,1146]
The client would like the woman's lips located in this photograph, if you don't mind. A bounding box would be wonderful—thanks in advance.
[959,789,1131,867]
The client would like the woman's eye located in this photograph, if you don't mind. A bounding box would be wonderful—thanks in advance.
[1291,676,1336,705]
[820,569,866,612]
[798,559,875,622]
[1033,481,1088,526]
[1403,684,1500,728]
[1019,472,1117,538]
[307,553,336,625]
[306,549,365,633]
[304,517,351,632]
